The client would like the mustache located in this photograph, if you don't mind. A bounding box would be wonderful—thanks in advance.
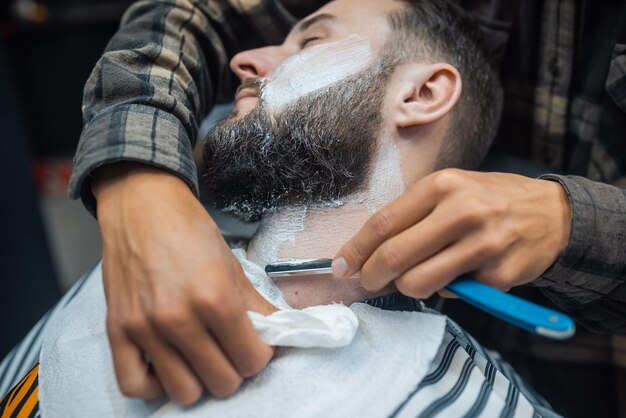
[235,78,263,96]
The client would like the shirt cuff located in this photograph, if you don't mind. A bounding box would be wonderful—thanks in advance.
[68,104,199,217]
[532,174,624,309]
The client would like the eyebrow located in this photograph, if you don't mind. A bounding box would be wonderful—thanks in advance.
[294,13,338,33]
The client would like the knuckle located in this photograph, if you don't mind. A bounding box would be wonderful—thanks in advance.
[211,376,243,399]
[377,244,404,276]
[396,275,432,299]
[240,346,273,377]
[194,290,221,312]
[369,210,395,238]
[360,278,378,292]
[192,288,229,317]
[214,299,240,321]
[121,314,151,339]
[491,266,516,290]
[345,242,364,266]
[359,269,379,292]
[150,305,188,332]
[238,356,268,378]
[173,385,203,406]
[477,233,504,257]
[458,198,490,225]
[117,376,145,398]
[431,169,463,194]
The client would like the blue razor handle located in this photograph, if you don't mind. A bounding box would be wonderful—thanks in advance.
[446,277,575,339]
[265,259,576,340]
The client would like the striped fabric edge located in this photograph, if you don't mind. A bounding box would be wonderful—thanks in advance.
[389,317,562,418]
[0,267,94,396]
[0,364,39,418]
[0,274,562,418]
[0,333,556,418]
[449,320,559,417]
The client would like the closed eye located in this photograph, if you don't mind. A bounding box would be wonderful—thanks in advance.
[301,36,322,48]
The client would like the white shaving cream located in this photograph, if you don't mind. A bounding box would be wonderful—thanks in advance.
[261,34,373,111]
[248,206,308,265]
[356,138,406,214]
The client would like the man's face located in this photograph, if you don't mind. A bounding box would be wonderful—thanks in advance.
[202,0,405,221]
[230,0,404,117]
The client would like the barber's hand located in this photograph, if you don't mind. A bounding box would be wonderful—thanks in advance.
[332,169,571,298]
[94,163,276,405]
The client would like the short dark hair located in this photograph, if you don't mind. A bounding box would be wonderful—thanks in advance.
[386,0,503,169]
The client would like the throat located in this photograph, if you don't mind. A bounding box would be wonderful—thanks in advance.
[246,139,406,308]
[247,139,406,267]
[247,202,392,309]
[247,202,373,267]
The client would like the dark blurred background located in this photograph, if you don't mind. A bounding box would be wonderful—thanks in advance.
[0,0,133,358]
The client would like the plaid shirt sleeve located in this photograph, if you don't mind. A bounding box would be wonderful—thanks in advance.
[68,0,324,215]
[533,175,626,332]
[529,25,626,333]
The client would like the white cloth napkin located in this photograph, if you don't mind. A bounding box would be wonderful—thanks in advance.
[39,250,446,418]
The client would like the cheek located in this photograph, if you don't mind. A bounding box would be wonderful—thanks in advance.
[261,34,373,111]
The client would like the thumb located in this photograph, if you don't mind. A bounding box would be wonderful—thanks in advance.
[332,178,439,279]
[332,212,396,279]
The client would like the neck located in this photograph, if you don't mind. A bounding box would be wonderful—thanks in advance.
[248,138,405,266]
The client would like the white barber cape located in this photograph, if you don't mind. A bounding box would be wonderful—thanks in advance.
[38,249,447,418]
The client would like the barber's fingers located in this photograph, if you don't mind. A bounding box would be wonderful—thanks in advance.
[106,324,163,400]
[332,176,443,279]
[196,299,274,380]
[154,317,243,398]
[394,236,483,299]
[138,335,205,405]
[359,203,475,291]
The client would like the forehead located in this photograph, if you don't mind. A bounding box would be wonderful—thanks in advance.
[290,0,405,48]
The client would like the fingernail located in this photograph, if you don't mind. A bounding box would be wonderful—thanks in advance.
[332,257,350,278]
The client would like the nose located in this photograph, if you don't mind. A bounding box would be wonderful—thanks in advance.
[230,46,287,81]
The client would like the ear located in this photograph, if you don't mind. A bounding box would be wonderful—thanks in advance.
[391,63,462,129]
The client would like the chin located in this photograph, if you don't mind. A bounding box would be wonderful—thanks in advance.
[274,274,393,309]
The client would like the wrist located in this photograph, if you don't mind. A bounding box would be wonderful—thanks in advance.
[93,163,194,219]
[541,178,572,257]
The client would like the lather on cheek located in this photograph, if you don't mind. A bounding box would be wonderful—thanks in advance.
[262,34,373,111]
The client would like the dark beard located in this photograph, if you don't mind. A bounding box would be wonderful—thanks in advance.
[202,64,390,222]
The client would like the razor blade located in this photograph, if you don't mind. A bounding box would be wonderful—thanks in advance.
[264,258,575,340]
[265,258,334,278]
